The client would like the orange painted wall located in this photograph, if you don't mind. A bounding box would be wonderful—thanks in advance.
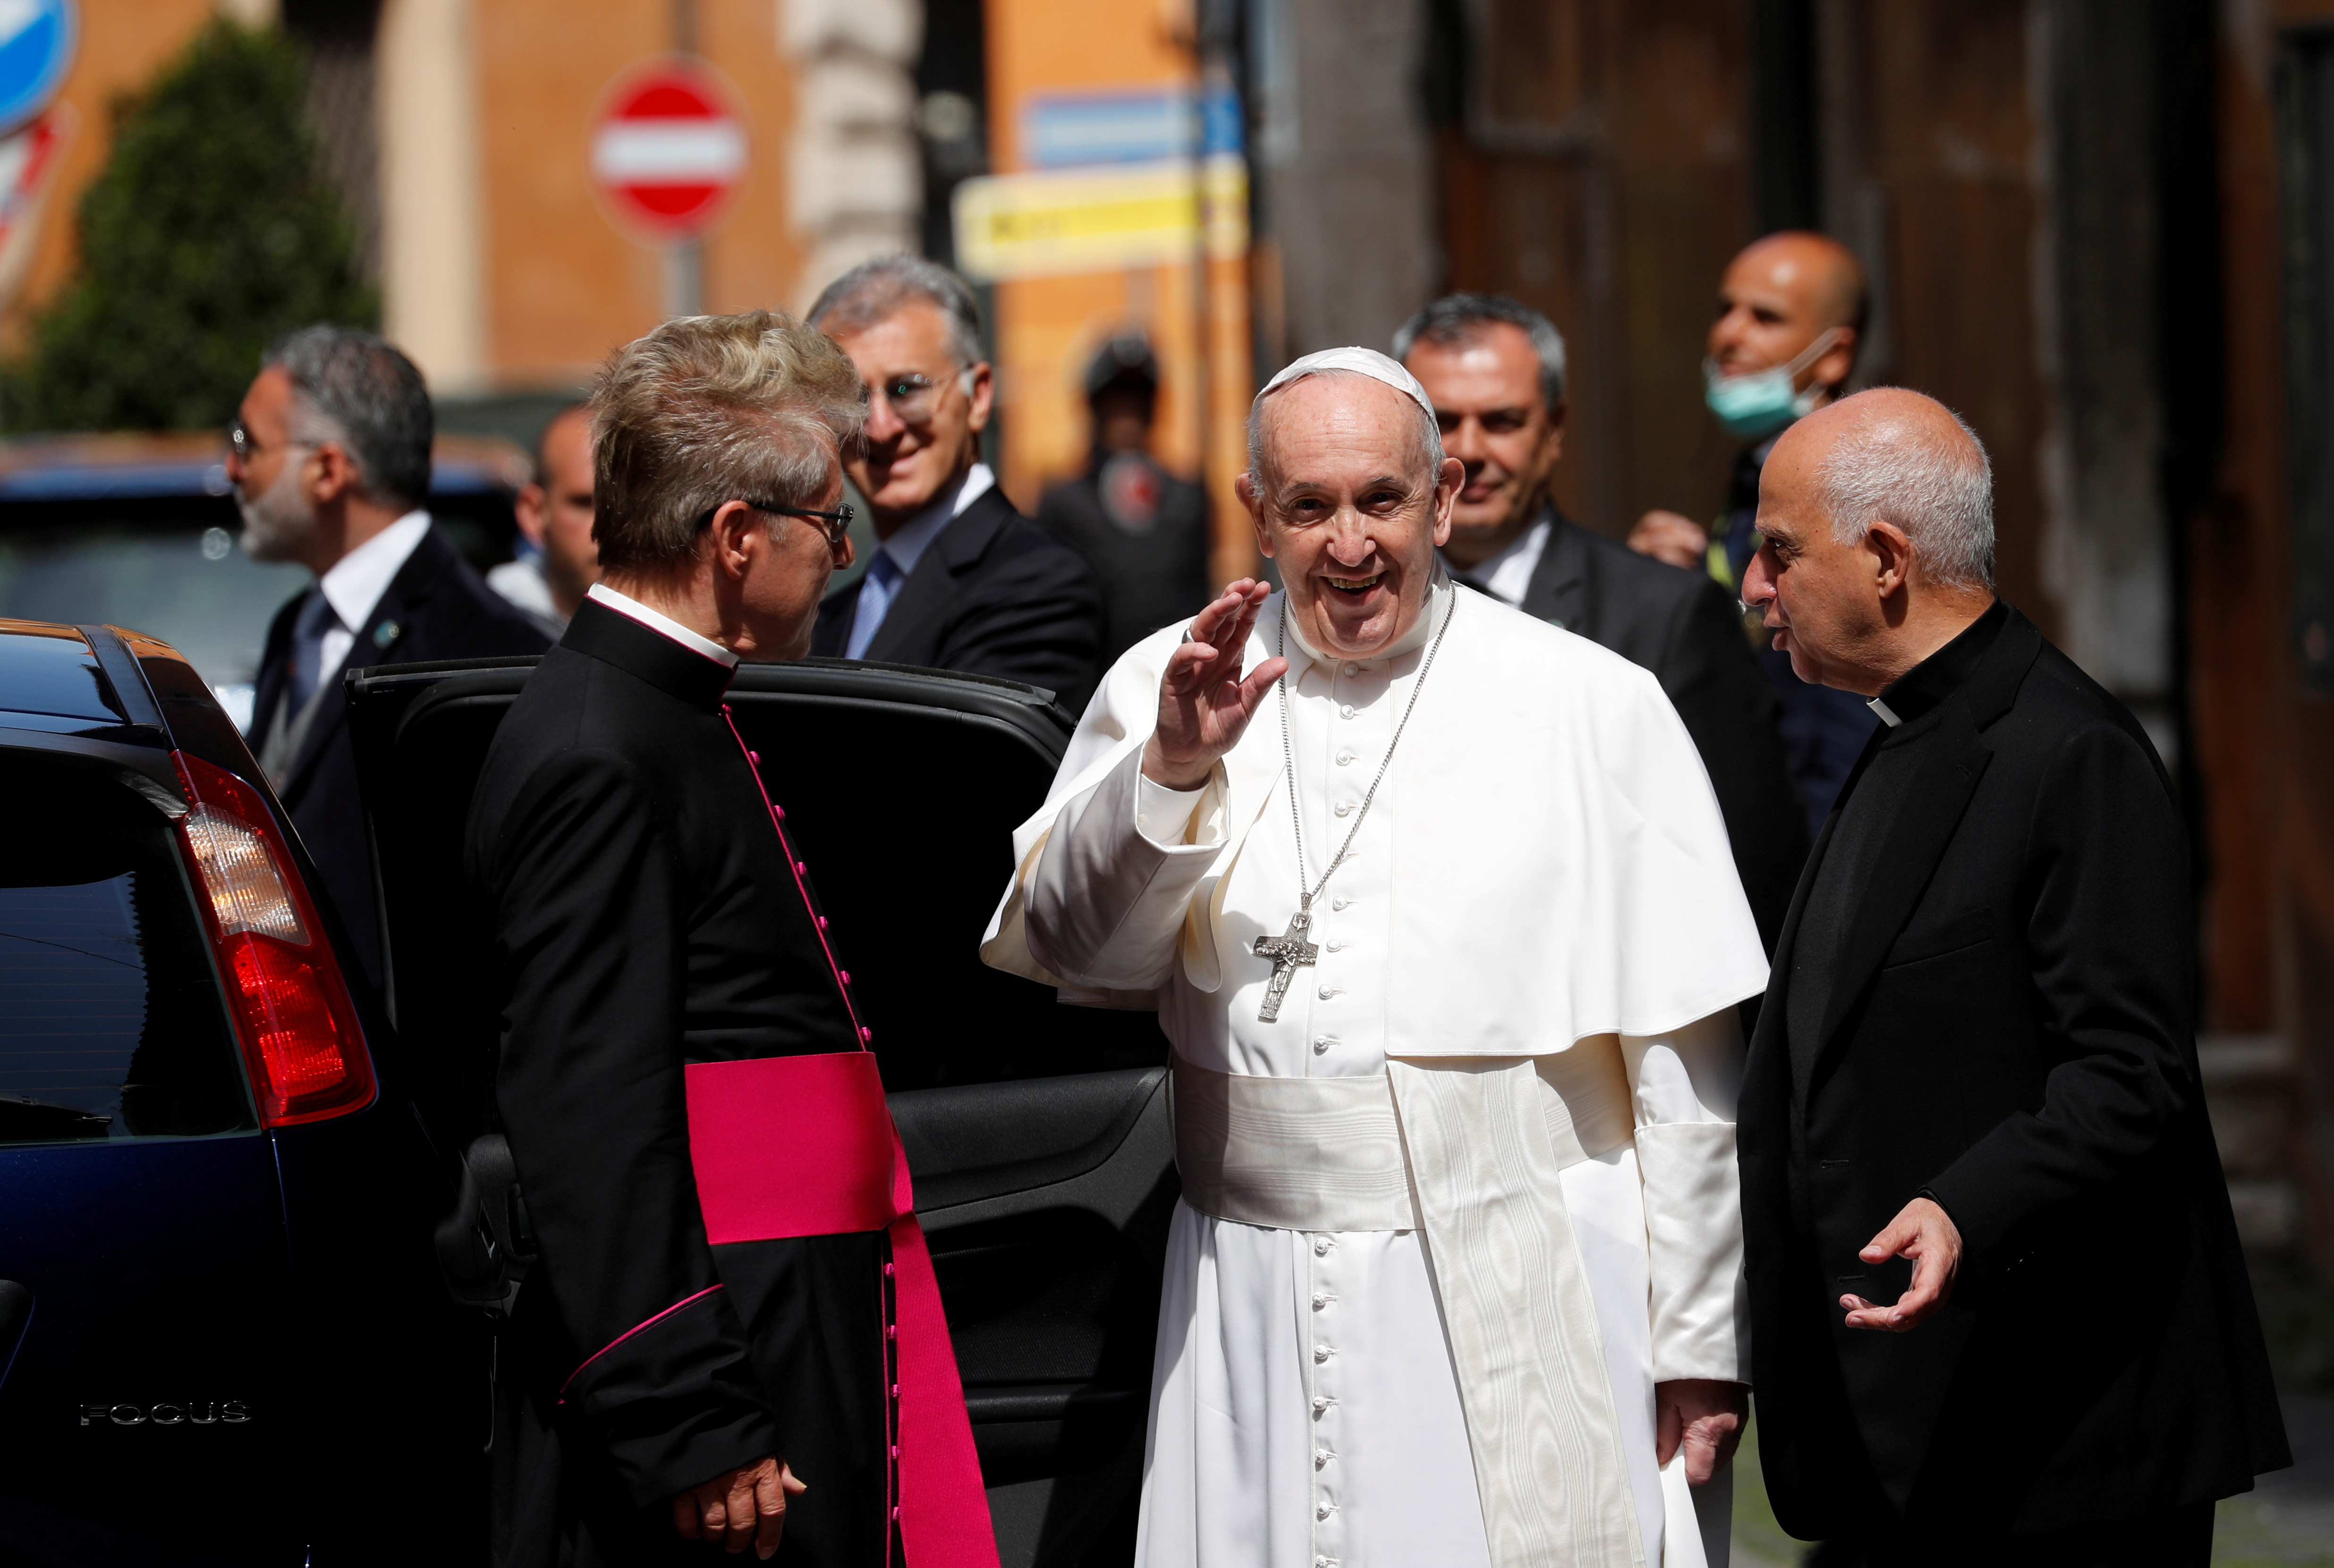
[983,0,1205,513]
[475,0,805,389]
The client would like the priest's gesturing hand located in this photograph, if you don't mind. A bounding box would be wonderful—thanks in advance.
[672,1454,805,1559]
[1655,1379,1748,1485]
[1842,1195,1962,1331]
[1143,579,1289,791]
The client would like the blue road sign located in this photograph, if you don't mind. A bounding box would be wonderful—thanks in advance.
[0,0,72,137]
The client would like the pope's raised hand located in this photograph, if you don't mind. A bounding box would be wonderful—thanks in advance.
[1143,580,1288,792]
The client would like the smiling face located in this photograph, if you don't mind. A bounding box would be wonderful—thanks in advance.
[827,300,992,534]
[1239,374,1461,659]
[1401,322,1564,568]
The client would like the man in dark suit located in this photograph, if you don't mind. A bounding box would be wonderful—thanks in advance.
[231,324,547,983]
[1735,388,2286,1564]
[807,256,1105,712]
[1398,293,1807,951]
[467,311,990,1566]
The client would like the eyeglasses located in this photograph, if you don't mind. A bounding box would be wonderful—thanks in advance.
[228,421,315,465]
[696,498,857,556]
[872,366,976,429]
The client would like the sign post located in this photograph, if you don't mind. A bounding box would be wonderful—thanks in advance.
[588,58,749,318]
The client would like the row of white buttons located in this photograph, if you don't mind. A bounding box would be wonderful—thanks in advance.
[1309,1233,1343,1553]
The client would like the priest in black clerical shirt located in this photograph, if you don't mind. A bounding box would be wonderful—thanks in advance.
[465,313,987,1568]
[1732,388,2286,1566]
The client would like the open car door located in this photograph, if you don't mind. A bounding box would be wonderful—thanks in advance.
[348,656,1176,1568]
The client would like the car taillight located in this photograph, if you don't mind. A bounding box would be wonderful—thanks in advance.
[170,752,375,1127]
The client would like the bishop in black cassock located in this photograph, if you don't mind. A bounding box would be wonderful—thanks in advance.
[469,589,890,1566]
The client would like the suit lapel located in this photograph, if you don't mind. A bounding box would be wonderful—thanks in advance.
[279,528,445,797]
[252,591,301,738]
[863,487,1011,665]
[1756,811,1838,1042]
[1517,510,1585,628]
[811,576,862,657]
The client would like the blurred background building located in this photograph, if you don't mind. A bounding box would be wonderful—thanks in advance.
[10,0,2334,1311]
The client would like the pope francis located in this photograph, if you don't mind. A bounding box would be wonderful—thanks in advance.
[981,348,1769,1568]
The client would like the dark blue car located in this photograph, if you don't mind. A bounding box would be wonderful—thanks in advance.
[0,619,477,1564]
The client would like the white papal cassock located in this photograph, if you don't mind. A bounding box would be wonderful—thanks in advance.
[981,576,1769,1568]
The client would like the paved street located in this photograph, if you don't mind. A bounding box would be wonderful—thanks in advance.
[1728,1385,2334,1567]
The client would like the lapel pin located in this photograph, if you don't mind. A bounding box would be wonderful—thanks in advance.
[373,620,400,649]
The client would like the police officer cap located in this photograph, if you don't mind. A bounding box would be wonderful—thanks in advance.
[1084,333,1161,400]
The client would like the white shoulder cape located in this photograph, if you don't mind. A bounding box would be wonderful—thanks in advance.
[980,587,1769,1053]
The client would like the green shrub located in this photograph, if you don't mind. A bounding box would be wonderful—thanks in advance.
[5,19,375,432]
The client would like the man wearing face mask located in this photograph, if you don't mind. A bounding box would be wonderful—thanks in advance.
[1630,232,1877,835]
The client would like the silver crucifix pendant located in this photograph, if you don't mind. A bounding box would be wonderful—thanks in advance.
[1251,908,1320,1023]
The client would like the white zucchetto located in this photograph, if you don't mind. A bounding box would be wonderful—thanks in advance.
[1257,346,1438,429]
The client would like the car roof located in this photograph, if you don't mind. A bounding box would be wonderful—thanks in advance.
[0,432,530,504]
[0,621,132,727]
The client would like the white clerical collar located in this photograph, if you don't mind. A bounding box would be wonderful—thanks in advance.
[1281,568,1454,670]
[318,509,431,634]
[1867,696,1903,728]
[877,461,995,579]
[1440,513,1550,608]
[586,582,739,668]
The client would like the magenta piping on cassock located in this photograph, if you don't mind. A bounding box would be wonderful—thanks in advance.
[721,705,871,1045]
[557,1283,728,1405]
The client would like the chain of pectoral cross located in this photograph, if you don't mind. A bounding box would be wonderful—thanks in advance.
[1251,587,1458,1023]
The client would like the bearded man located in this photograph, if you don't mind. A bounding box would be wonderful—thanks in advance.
[983,349,1770,1568]
[231,323,547,982]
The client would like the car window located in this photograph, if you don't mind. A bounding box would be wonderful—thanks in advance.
[0,754,255,1144]
[0,524,307,729]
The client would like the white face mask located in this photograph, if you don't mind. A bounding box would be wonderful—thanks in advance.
[1702,327,1843,442]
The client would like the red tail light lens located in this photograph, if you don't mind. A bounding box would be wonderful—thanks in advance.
[170,752,376,1126]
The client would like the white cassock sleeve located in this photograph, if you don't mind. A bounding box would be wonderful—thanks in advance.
[1621,1010,1750,1385]
[1022,750,1220,991]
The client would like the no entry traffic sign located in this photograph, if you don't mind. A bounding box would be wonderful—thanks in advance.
[589,59,749,241]
[0,0,74,136]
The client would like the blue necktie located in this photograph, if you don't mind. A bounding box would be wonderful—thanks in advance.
[285,587,339,714]
[845,552,904,660]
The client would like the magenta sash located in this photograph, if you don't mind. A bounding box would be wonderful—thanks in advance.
[686,1051,999,1568]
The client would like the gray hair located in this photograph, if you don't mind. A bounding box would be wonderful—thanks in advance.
[1246,368,1447,495]
[590,311,868,574]
[807,255,985,369]
[1816,398,1996,589]
[1392,293,1568,409]
[262,324,433,509]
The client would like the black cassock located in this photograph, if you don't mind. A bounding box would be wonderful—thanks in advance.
[467,594,887,1568]
[1739,602,2288,1553]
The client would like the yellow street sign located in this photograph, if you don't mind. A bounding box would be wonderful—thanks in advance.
[952,157,1248,282]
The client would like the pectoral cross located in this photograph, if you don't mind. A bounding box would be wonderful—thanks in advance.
[1252,907,1319,1023]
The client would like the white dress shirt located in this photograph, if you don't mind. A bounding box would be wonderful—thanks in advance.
[845,462,996,659]
[1440,512,1551,608]
[585,582,739,667]
[310,509,433,686]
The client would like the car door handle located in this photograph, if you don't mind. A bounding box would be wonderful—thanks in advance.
[0,1280,31,1382]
